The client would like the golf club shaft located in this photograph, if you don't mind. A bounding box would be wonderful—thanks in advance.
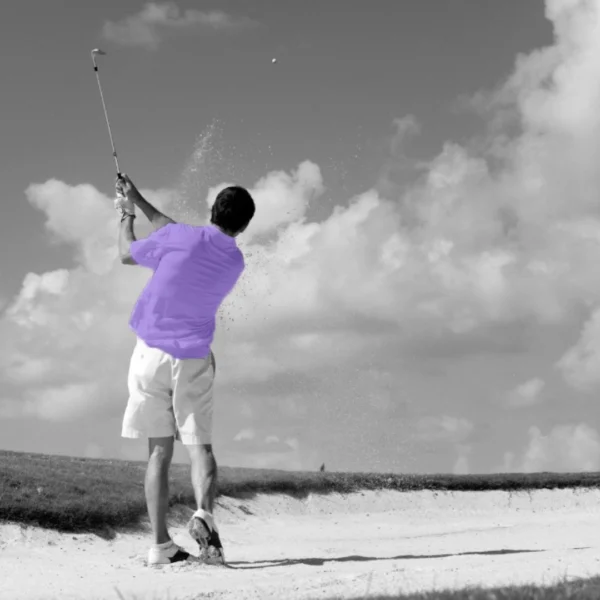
[92,55,121,176]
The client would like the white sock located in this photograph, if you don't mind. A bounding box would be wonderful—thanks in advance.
[153,539,174,551]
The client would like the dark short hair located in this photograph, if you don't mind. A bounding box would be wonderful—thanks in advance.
[210,186,255,234]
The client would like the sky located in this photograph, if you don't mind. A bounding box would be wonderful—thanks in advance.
[3,0,600,475]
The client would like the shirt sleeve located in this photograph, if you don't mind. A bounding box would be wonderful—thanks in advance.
[130,224,173,270]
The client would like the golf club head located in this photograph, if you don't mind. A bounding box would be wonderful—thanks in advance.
[91,48,106,65]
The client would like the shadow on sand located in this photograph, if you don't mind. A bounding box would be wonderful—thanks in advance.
[227,547,591,570]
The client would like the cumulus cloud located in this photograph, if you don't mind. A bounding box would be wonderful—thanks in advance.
[205,161,324,242]
[6,0,600,471]
[414,417,474,445]
[453,445,472,475]
[233,428,255,442]
[556,307,600,391]
[102,2,257,50]
[500,424,600,472]
[227,429,302,469]
[506,378,545,408]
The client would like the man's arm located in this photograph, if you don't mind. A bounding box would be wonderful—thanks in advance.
[127,186,176,231]
[118,214,138,265]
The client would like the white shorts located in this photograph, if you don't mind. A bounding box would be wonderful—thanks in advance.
[121,338,216,445]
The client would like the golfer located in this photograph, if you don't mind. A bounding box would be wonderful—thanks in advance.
[114,174,255,566]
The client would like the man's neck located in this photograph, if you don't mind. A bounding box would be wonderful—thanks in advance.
[211,223,235,238]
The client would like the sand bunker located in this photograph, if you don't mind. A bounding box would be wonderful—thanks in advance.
[2,488,600,599]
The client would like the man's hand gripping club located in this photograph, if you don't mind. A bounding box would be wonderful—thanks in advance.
[114,174,136,219]
[115,174,175,231]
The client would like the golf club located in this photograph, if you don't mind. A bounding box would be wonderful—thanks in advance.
[91,48,122,178]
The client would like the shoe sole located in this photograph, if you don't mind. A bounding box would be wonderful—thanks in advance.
[187,516,226,565]
[188,516,211,548]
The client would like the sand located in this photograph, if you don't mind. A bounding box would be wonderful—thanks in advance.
[2,488,600,600]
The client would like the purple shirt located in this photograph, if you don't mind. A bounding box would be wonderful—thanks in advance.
[129,223,244,359]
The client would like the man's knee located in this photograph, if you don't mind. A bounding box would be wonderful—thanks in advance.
[187,443,216,467]
[200,443,213,455]
[188,443,214,458]
[148,436,174,467]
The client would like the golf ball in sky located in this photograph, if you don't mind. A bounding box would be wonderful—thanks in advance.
[272,58,277,64]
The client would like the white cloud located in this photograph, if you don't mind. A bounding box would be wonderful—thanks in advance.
[414,416,474,444]
[233,428,255,442]
[102,3,257,50]
[453,445,471,475]
[0,383,100,422]
[227,429,301,469]
[285,437,300,451]
[506,378,545,408]
[556,307,600,391]
[206,161,324,242]
[390,115,421,155]
[501,424,600,472]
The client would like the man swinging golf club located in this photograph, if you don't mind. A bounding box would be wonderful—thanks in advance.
[114,174,255,566]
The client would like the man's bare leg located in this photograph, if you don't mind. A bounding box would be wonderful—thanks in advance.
[185,443,224,563]
[146,436,174,545]
[185,443,217,513]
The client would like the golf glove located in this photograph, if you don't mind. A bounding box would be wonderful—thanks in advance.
[114,176,135,217]
[114,193,135,217]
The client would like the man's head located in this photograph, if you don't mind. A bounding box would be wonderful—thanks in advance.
[210,186,256,237]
